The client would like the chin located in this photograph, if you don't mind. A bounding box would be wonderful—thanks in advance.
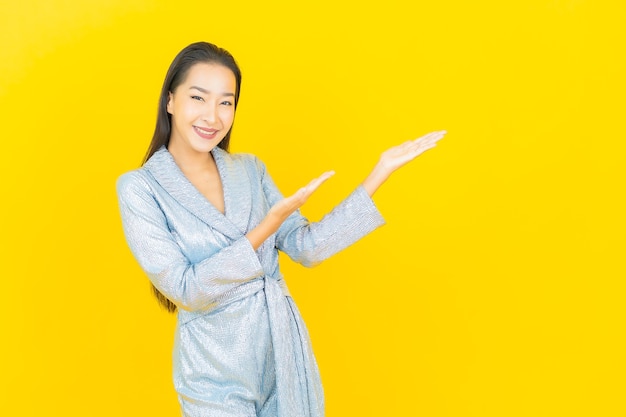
[189,139,221,153]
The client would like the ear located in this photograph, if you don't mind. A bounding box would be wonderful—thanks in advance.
[166,92,173,114]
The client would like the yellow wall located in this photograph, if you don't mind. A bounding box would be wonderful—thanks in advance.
[1,1,624,415]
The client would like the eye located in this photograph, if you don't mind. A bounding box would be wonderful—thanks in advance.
[220,100,233,106]
[191,95,204,102]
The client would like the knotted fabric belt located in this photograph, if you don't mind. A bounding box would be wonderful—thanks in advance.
[177,274,290,323]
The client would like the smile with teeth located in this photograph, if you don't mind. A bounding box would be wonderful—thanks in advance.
[194,126,219,139]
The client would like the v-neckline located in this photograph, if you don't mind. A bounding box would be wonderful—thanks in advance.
[144,146,252,239]
[211,147,253,234]
[211,147,227,217]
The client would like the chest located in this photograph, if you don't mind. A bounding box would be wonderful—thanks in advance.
[184,167,225,215]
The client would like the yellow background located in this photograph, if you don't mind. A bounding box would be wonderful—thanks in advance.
[1,0,624,415]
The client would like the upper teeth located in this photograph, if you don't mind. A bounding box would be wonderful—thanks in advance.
[197,127,212,134]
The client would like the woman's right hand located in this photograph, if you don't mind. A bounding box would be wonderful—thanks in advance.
[246,171,334,250]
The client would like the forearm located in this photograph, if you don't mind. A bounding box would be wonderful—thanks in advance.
[362,162,392,197]
[118,173,266,312]
[149,237,264,311]
[249,169,334,250]
[278,185,385,266]
[246,210,287,250]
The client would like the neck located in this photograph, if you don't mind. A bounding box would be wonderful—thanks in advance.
[168,143,216,173]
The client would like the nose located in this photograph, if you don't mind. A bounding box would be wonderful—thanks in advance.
[202,102,218,124]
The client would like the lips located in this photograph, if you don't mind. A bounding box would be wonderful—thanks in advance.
[193,126,219,140]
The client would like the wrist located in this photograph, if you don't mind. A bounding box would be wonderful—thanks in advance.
[362,162,391,197]
[247,212,282,250]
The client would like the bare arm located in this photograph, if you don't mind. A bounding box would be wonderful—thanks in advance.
[246,170,335,250]
[247,130,446,251]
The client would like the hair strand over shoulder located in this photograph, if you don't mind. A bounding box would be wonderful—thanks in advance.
[143,41,243,313]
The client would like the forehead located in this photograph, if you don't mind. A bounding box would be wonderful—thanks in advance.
[181,63,236,90]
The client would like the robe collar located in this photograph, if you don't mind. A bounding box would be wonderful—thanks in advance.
[144,146,253,241]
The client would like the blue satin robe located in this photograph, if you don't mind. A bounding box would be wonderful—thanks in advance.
[117,146,385,417]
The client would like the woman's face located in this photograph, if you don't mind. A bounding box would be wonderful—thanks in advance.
[167,62,236,155]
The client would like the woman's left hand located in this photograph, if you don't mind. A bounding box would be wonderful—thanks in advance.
[378,130,446,174]
[362,130,446,196]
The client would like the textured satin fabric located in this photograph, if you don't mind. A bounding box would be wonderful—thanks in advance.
[117,146,385,417]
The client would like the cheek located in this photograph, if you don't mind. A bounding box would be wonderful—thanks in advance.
[220,108,236,126]
[170,107,188,127]
[176,102,199,123]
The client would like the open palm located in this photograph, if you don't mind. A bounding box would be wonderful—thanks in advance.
[269,171,335,221]
[378,130,446,173]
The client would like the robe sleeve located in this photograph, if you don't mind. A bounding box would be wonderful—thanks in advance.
[254,157,386,267]
[117,171,264,312]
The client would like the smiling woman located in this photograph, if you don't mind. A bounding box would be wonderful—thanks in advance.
[166,63,237,214]
[167,64,236,154]
[116,41,444,417]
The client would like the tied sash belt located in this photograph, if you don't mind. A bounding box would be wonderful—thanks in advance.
[176,274,314,416]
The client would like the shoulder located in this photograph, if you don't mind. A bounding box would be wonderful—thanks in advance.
[234,153,264,170]
[116,168,153,199]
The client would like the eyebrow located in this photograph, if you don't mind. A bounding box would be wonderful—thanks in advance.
[189,86,235,97]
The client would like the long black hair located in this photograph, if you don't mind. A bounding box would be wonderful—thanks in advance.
[143,42,242,312]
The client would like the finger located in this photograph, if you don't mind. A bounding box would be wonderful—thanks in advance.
[318,170,335,182]
[304,170,335,193]
[416,143,437,154]
[411,135,444,152]
[309,171,335,190]
[414,130,446,144]
[418,137,442,150]
[410,134,440,148]
[308,170,335,188]
[417,130,446,142]
[404,140,439,159]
